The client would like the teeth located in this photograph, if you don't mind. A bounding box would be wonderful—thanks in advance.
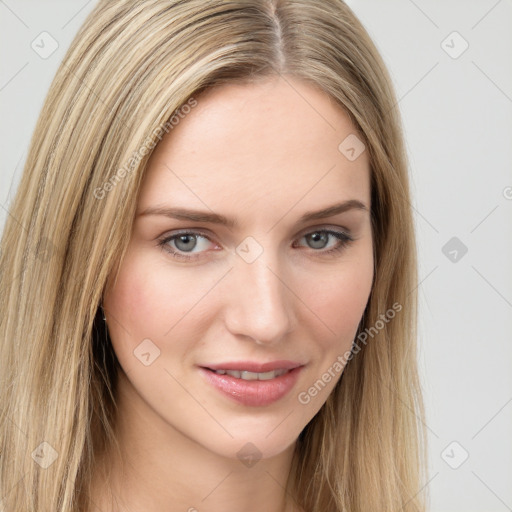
[240,370,258,380]
[214,369,289,380]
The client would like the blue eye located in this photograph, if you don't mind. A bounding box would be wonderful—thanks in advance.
[157,229,354,261]
[296,230,353,253]
[158,230,214,260]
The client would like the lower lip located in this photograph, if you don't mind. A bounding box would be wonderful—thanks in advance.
[199,367,303,407]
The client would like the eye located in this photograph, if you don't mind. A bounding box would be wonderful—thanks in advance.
[293,229,354,256]
[158,230,215,260]
[157,228,354,261]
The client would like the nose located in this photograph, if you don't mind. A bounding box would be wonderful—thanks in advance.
[222,251,296,345]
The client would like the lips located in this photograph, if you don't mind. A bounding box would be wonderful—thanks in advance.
[211,368,289,380]
[205,360,302,372]
[199,360,304,407]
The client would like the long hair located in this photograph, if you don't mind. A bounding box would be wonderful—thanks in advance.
[0,1,427,510]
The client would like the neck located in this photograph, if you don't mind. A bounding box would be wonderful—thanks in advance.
[88,370,303,512]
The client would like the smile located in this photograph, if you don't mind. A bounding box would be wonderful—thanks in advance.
[199,363,304,407]
[211,369,289,380]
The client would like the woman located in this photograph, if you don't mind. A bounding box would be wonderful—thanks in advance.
[0,1,427,511]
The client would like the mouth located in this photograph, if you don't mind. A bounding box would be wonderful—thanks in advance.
[199,361,304,407]
[207,368,291,380]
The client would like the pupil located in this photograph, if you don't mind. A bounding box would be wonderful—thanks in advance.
[308,232,327,249]
[176,234,196,252]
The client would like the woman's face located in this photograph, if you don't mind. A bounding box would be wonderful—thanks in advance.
[103,76,373,461]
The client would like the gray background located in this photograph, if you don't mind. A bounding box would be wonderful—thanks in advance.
[1,1,511,511]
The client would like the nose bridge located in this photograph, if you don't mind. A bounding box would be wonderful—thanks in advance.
[223,241,294,344]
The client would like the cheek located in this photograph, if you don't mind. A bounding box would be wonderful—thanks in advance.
[311,256,373,329]
[105,266,160,336]
[104,249,201,339]
[102,250,178,366]
[103,248,223,378]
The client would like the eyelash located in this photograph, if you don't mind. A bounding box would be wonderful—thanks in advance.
[157,228,354,262]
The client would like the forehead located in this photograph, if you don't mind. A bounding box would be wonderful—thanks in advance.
[138,76,370,222]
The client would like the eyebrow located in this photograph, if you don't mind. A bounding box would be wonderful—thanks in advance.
[137,199,368,229]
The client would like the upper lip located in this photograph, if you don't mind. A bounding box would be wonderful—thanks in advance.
[202,360,303,373]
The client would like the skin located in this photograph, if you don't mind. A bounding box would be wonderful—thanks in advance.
[92,75,374,512]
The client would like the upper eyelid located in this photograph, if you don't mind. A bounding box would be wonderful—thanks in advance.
[160,226,352,249]
[162,224,351,240]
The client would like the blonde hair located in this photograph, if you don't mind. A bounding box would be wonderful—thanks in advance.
[0,1,427,510]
